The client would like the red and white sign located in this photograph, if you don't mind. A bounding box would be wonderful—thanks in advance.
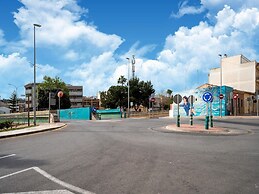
[150,97,156,102]
[219,94,224,99]
[233,93,238,100]
[57,91,64,98]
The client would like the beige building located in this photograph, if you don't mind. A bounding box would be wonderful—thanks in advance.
[209,54,259,93]
[208,54,259,115]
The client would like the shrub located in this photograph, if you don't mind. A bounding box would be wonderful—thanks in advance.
[0,120,14,130]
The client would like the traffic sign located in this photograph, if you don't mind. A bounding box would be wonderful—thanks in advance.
[219,94,224,99]
[233,93,238,100]
[202,92,213,103]
[150,97,155,102]
[173,94,182,104]
[57,91,63,98]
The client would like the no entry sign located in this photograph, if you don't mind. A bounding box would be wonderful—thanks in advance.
[219,94,224,99]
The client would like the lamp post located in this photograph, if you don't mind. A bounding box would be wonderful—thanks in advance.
[8,83,18,112]
[126,57,130,117]
[33,23,41,126]
[126,55,135,117]
[218,54,227,117]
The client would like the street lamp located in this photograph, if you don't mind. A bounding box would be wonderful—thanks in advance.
[8,83,18,112]
[218,54,227,117]
[126,57,130,117]
[33,23,41,126]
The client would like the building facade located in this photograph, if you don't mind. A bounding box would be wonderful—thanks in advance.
[82,96,100,108]
[209,54,259,93]
[24,83,83,110]
[24,83,39,111]
[208,54,259,115]
[67,85,83,108]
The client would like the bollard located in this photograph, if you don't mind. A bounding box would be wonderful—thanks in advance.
[205,116,209,130]
[190,114,193,126]
[210,115,213,128]
[177,115,180,127]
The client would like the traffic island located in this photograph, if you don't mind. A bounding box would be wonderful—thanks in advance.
[152,124,251,136]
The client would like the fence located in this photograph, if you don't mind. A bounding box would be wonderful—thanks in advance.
[0,111,49,125]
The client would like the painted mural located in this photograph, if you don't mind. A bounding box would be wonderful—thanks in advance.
[172,86,233,117]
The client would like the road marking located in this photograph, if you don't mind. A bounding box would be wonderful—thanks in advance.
[0,167,94,194]
[33,167,94,194]
[0,167,33,180]
[0,154,16,160]
[3,189,74,194]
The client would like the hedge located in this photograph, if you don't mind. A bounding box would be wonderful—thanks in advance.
[0,120,14,130]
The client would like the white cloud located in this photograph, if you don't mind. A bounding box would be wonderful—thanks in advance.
[0,53,59,99]
[12,0,123,55]
[201,0,259,12]
[111,4,259,94]
[171,0,206,18]
[66,52,119,95]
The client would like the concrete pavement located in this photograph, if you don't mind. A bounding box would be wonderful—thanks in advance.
[1,118,259,193]
[0,123,66,139]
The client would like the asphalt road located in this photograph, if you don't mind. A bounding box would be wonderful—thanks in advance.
[0,117,259,194]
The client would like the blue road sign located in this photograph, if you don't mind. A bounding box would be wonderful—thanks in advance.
[202,92,213,103]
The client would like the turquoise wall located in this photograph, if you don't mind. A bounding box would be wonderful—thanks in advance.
[60,107,91,120]
[96,109,122,120]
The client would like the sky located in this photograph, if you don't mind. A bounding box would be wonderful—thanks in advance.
[0,0,259,99]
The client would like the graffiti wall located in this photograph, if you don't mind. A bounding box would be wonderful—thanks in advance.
[172,86,233,117]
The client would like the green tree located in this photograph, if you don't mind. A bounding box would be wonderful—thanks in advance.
[129,78,155,110]
[38,76,71,110]
[100,86,127,109]
[117,75,127,86]
[100,76,155,110]
[9,91,17,112]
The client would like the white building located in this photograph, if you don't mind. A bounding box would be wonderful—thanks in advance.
[208,54,259,93]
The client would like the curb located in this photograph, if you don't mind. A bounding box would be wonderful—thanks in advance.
[0,123,67,139]
[150,125,251,136]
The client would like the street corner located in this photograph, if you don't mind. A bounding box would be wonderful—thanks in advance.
[0,123,67,139]
[153,124,251,136]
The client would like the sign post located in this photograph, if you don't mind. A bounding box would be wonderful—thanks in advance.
[188,95,194,126]
[257,91,259,117]
[57,91,64,121]
[173,94,182,127]
[233,93,238,116]
[210,97,213,127]
[202,92,213,130]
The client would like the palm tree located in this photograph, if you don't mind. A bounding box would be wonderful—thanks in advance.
[117,75,127,86]
[166,89,173,97]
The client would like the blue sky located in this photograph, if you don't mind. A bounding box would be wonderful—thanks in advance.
[0,0,259,99]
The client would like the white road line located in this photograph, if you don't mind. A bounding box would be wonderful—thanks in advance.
[32,167,94,194]
[0,154,16,160]
[0,167,33,180]
[0,166,94,194]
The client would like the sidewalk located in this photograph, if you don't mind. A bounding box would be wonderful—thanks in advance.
[0,123,66,139]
